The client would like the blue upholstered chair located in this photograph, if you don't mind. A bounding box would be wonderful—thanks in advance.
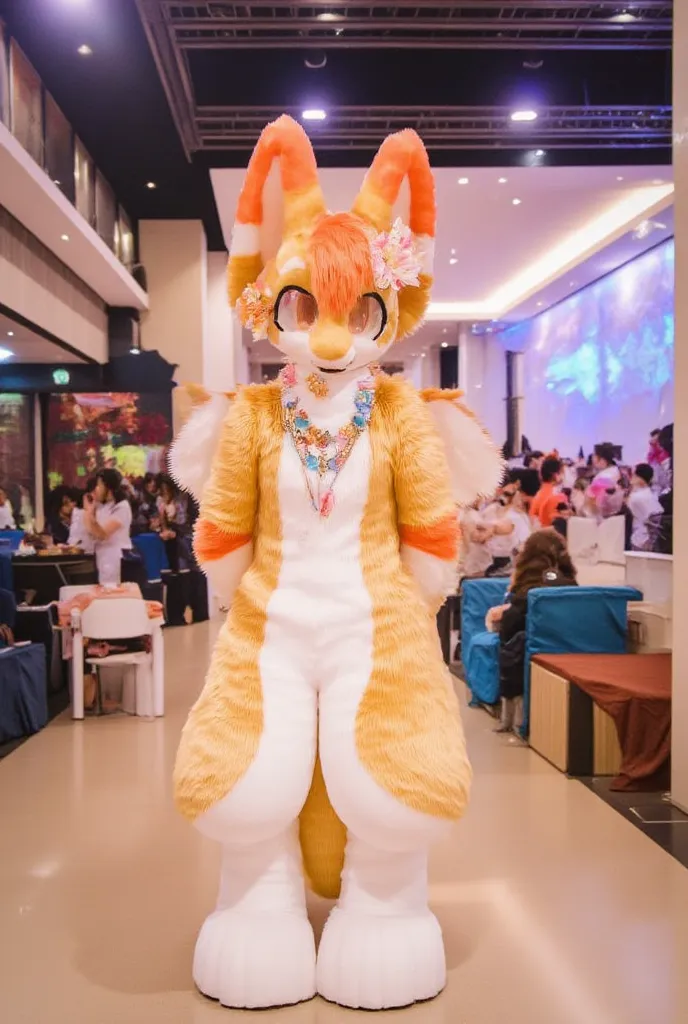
[0,587,47,743]
[461,579,642,735]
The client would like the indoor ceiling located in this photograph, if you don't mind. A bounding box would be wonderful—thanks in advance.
[0,1,673,251]
[211,163,674,319]
[0,313,88,365]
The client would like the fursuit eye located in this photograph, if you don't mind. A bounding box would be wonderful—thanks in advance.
[274,287,318,332]
[348,294,387,341]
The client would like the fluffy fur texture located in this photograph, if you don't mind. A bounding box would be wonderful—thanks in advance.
[352,129,436,236]
[168,391,232,502]
[308,212,374,320]
[424,396,504,506]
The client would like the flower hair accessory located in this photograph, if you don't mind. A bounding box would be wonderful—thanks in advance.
[237,282,272,341]
[370,217,422,292]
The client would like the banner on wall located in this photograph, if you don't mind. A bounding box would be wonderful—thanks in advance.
[46,392,172,490]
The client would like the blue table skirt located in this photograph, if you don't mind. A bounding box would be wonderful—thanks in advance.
[0,550,13,591]
[133,533,169,582]
[0,643,47,743]
[0,530,24,552]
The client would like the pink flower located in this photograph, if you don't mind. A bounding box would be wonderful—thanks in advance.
[280,363,297,388]
[237,283,272,341]
[370,218,422,292]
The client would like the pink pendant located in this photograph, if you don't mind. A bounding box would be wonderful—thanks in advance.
[320,490,335,517]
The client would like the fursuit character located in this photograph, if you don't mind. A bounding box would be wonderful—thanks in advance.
[171,116,502,1012]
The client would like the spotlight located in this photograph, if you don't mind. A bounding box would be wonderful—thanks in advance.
[441,342,449,349]
[498,177,508,184]
[511,109,538,123]
[302,109,327,121]
[317,11,342,21]
[534,149,545,157]
[512,198,522,206]
[60,233,70,241]
[458,177,469,185]
[612,10,638,22]
[449,257,458,265]
[146,181,157,190]
[77,44,93,56]
[130,346,141,355]
[7,331,14,337]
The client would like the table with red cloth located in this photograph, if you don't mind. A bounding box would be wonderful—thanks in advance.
[532,653,671,791]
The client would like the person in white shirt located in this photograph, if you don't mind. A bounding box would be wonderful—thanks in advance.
[83,469,133,584]
[484,481,532,568]
[0,487,16,530]
[68,478,97,554]
[627,463,663,551]
[459,503,494,577]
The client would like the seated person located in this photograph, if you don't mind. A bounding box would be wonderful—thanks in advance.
[486,529,578,734]
[530,456,564,527]
[49,490,77,545]
[0,487,16,530]
[627,463,663,550]
[459,501,494,578]
[157,475,192,572]
[132,473,161,534]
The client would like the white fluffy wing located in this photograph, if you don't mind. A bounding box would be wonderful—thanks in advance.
[422,390,504,506]
[168,390,233,502]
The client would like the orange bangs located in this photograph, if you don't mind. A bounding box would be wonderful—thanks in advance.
[308,212,374,319]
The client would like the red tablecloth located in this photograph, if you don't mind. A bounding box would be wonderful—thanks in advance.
[533,653,671,791]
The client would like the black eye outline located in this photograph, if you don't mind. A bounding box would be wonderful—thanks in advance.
[352,292,388,342]
[273,285,318,333]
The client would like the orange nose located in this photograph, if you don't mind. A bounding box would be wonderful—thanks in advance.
[308,320,352,363]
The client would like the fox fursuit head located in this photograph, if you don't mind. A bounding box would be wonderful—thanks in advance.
[170,115,502,1012]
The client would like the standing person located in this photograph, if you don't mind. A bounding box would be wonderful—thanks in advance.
[628,463,663,550]
[157,474,190,572]
[587,442,623,518]
[69,478,97,553]
[83,469,133,584]
[523,450,544,474]
[484,479,532,571]
[49,490,77,544]
[530,456,564,527]
[0,487,16,530]
[132,472,160,534]
[647,428,671,495]
[486,530,578,733]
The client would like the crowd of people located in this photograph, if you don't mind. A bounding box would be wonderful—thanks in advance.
[459,426,673,580]
[44,469,195,584]
[458,425,673,736]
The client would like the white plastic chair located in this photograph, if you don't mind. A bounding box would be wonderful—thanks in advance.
[81,598,155,717]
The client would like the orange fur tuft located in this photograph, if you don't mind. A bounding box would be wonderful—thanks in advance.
[308,212,374,319]
[194,520,252,562]
[353,129,436,237]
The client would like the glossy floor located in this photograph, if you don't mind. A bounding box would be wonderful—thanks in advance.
[1,619,687,1024]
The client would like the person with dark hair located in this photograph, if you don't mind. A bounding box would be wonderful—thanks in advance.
[158,474,191,572]
[49,489,77,545]
[523,450,544,472]
[132,472,161,534]
[84,468,133,583]
[487,530,578,733]
[68,477,97,553]
[628,462,663,550]
[530,456,563,527]
[587,442,623,518]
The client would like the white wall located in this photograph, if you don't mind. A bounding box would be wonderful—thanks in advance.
[205,250,238,392]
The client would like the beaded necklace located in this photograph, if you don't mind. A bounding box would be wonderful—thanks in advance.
[280,364,377,518]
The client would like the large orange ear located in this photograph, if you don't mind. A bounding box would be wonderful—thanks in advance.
[352,130,436,338]
[228,115,326,304]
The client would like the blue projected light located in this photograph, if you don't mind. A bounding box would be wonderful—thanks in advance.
[508,239,674,461]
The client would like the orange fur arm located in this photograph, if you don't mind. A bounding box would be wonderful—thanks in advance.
[195,391,258,562]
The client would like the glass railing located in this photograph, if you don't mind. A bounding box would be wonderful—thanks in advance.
[0,25,136,274]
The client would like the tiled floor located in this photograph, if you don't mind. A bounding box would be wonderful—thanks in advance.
[1,618,688,1024]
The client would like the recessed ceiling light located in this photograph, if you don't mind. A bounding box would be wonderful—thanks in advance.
[77,44,92,56]
[421,352,427,358]
[458,177,469,185]
[498,177,508,184]
[441,341,449,348]
[7,331,14,337]
[442,327,448,333]
[0,347,13,362]
[652,178,664,185]
[60,233,70,241]
[537,301,543,308]
[616,175,624,181]
[569,280,576,287]
[146,181,157,190]
[511,109,538,123]
[512,198,522,206]
[302,108,327,121]
[450,249,456,256]
[449,257,458,265]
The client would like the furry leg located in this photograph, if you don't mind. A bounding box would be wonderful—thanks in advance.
[194,826,316,1009]
[316,835,445,1010]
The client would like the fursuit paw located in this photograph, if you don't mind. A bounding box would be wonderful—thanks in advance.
[316,906,446,1010]
[193,910,316,1009]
